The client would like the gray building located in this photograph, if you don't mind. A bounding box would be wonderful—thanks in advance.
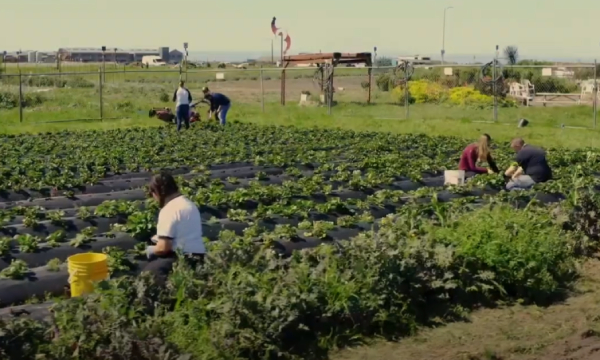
[169,49,184,64]
[58,47,161,63]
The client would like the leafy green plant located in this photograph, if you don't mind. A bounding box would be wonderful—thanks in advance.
[47,210,66,225]
[47,258,62,272]
[0,237,11,256]
[126,211,156,239]
[102,246,135,274]
[76,206,93,220]
[16,234,40,253]
[0,260,29,279]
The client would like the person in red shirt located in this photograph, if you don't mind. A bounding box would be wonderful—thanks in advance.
[458,134,500,174]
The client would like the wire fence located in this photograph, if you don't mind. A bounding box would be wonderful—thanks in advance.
[0,61,598,128]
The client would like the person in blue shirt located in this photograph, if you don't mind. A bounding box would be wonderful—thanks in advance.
[202,87,231,125]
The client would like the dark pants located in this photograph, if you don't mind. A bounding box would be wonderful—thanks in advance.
[142,252,204,284]
[176,104,190,131]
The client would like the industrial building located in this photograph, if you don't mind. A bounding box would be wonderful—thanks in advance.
[57,47,184,64]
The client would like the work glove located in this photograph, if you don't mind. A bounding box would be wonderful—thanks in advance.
[146,245,157,259]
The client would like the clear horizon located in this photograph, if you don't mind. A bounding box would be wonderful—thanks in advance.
[3,0,599,60]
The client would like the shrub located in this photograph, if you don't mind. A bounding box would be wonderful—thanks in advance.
[360,80,370,90]
[406,80,447,104]
[390,85,415,105]
[24,75,94,88]
[159,92,170,102]
[376,73,393,91]
[429,204,577,302]
[0,91,44,110]
[447,87,494,108]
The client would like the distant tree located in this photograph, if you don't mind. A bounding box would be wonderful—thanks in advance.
[375,56,393,67]
[503,46,519,65]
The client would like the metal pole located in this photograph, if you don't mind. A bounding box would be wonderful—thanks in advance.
[367,67,372,104]
[493,46,499,121]
[594,59,598,128]
[99,68,103,120]
[442,7,453,65]
[405,70,409,119]
[102,51,106,83]
[260,66,265,112]
[18,71,23,123]
[327,65,333,115]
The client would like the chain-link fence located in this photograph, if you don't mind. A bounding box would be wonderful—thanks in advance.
[0,62,598,128]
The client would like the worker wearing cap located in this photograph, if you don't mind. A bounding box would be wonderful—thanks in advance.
[202,87,230,125]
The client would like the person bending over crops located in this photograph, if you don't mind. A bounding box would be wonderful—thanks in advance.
[458,134,500,175]
[144,172,205,281]
[504,138,552,191]
[202,86,231,125]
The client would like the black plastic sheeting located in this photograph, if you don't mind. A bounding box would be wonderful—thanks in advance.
[0,165,289,203]
[0,171,302,210]
[0,258,151,307]
[0,234,140,271]
[1,216,125,238]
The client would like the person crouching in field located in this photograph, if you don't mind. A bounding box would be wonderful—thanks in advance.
[504,138,552,190]
[458,134,500,177]
[143,172,206,282]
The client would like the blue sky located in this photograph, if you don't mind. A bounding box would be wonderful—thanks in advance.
[2,0,599,60]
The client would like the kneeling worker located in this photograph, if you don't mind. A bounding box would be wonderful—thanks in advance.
[143,172,206,282]
[504,138,552,190]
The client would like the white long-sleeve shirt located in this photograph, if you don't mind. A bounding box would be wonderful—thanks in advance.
[173,87,192,107]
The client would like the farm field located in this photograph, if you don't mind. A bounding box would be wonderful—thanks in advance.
[1,122,600,359]
[1,62,598,136]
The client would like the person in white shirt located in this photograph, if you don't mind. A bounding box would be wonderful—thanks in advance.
[172,80,193,131]
[143,172,205,280]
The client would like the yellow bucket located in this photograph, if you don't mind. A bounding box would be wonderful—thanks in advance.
[67,253,109,297]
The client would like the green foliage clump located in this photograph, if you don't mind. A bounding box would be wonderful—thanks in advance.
[0,91,44,110]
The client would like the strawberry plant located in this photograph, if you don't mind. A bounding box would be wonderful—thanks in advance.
[47,258,62,272]
[126,210,156,239]
[46,229,67,247]
[76,206,93,220]
[16,234,40,253]
[102,246,134,274]
[0,237,11,256]
[47,209,66,226]
[0,259,29,279]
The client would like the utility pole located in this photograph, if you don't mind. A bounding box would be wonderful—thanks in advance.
[441,6,453,65]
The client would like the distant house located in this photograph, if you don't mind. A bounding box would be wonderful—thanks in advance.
[169,49,184,64]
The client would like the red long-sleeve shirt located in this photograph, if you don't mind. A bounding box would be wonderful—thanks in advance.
[458,143,499,174]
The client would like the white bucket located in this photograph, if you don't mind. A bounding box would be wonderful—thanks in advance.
[444,170,465,185]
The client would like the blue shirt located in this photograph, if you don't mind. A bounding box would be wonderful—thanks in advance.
[205,93,230,110]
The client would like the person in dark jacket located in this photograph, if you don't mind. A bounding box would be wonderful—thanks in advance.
[458,134,499,175]
[504,138,552,190]
[202,87,231,125]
